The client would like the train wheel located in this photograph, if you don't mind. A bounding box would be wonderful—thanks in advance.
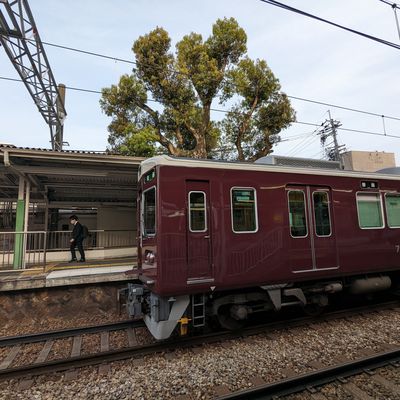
[216,305,246,330]
[302,303,324,317]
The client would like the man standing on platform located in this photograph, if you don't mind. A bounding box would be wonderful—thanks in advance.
[69,215,86,262]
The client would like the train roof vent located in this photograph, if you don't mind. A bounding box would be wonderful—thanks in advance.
[376,167,400,175]
[256,155,341,170]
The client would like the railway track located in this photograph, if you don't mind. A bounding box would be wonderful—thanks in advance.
[215,346,400,399]
[0,300,398,384]
[0,319,145,347]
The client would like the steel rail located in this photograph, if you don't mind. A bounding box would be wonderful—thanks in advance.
[216,348,400,399]
[0,300,397,381]
[0,319,145,347]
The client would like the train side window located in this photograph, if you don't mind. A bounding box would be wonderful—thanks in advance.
[142,187,156,236]
[189,191,207,232]
[231,188,258,233]
[356,193,384,229]
[313,191,331,236]
[288,190,307,237]
[385,194,400,228]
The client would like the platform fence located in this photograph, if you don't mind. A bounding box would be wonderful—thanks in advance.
[0,230,136,270]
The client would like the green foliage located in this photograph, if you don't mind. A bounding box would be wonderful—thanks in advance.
[100,18,295,160]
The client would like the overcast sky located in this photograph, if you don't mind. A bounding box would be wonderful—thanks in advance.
[1,0,399,163]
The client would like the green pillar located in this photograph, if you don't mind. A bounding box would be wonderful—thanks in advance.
[13,179,25,269]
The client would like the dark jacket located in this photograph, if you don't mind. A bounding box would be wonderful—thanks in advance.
[72,222,84,241]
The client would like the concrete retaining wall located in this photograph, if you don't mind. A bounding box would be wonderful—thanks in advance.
[0,283,128,336]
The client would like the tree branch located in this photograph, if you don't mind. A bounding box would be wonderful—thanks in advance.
[136,99,180,155]
[248,144,272,163]
[235,96,259,161]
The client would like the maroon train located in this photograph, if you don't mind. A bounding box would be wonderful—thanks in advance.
[126,155,400,339]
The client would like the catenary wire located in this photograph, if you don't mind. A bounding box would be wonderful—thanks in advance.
[258,0,400,50]
[2,76,400,140]
[287,95,400,122]
[14,40,400,123]
[378,0,400,10]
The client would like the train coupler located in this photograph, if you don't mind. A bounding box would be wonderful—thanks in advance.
[126,283,145,318]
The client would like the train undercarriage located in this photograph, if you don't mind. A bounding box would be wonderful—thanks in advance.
[126,273,395,340]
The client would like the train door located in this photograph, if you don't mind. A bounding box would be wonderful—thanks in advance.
[287,186,338,273]
[186,180,213,282]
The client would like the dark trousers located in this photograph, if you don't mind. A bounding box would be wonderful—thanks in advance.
[70,239,85,260]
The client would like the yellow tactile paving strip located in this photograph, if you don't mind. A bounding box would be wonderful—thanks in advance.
[20,268,44,276]
[50,261,137,271]
[11,259,136,275]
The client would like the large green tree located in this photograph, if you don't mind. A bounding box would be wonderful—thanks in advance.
[100,18,295,160]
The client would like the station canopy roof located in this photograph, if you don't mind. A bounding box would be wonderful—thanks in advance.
[0,144,144,207]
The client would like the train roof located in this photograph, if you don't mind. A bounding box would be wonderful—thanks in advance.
[139,155,400,182]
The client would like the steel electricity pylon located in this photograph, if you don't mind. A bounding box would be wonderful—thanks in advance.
[0,0,66,150]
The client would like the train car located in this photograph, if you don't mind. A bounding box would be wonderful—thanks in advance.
[127,155,400,339]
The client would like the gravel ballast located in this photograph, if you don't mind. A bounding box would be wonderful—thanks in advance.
[0,307,398,400]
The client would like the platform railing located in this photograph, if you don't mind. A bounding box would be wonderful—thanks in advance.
[0,230,136,270]
[0,231,47,269]
[46,230,136,251]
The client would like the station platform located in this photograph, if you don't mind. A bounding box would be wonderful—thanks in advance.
[0,257,138,292]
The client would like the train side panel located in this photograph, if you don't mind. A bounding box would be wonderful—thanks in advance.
[142,165,400,297]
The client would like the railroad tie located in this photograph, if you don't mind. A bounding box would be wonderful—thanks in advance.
[343,382,374,400]
[127,327,137,347]
[379,342,399,351]
[249,376,265,386]
[0,345,20,370]
[98,363,110,375]
[100,331,109,353]
[310,393,329,400]
[65,336,83,382]
[214,385,231,396]
[35,340,54,364]
[17,379,33,391]
[371,374,400,395]
[164,351,176,361]
[357,348,376,357]
[332,355,351,364]
[281,368,296,378]
[64,369,78,382]
[308,360,327,370]
[71,336,82,358]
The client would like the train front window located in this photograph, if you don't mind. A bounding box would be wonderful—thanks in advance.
[385,194,400,228]
[288,190,307,237]
[142,187,156,236]
[231,188,258,233]
[313,191,331,236]
[356,193,383,229]
[189,191,207,232]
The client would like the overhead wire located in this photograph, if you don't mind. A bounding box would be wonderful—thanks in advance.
[378,0,400,10]
[15,39,400,123]
[258,0,400,50]
[2,75,400,140]
[285,128,319,157]
[1,6,398,156]
[287,95,400,122]
[287,133,319,157]
[378,0,400,40]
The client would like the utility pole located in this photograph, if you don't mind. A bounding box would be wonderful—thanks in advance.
[328,110,340,162]
[318,110,345,162]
